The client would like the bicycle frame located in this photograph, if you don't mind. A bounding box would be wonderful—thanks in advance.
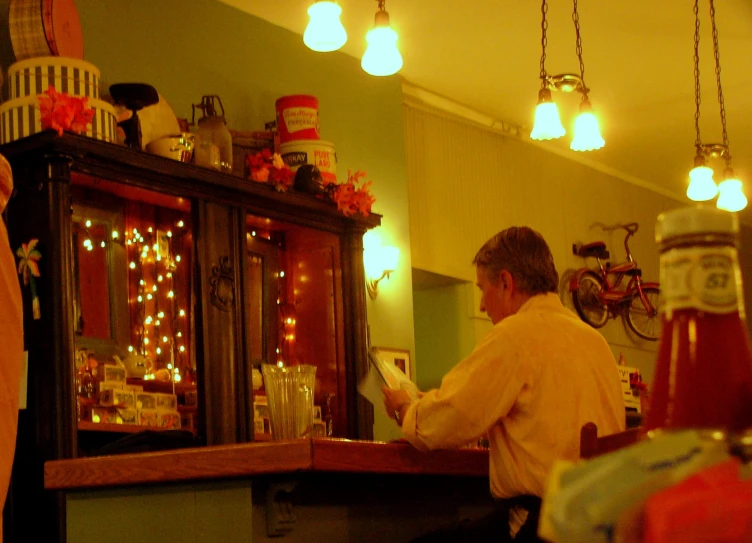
[584,259,658,310]
[570,224,659,316]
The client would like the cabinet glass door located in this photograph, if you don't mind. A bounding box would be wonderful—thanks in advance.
[72,175,199,454]
[246,213,347,440]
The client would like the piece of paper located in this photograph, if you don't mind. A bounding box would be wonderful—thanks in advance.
[369,348,419,400]
[357,362,389,416]
[19,351,27,410]
[358,348,420,416]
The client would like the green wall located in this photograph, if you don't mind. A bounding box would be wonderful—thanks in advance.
[73,0,413,440]
[413,283,480,390]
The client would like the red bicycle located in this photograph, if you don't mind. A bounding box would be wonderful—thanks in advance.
[570,222,661,341]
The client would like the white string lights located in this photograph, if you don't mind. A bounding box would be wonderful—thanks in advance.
[124,220,190,384]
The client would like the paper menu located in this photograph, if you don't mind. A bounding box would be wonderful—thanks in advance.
[368,348,419,401]
[358,348,421,415]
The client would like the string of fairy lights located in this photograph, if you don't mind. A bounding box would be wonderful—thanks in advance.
[80,218,189,385]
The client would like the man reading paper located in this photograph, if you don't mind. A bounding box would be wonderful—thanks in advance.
[382,226,624,542]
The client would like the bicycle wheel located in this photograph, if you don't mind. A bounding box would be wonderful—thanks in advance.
[572,271,609,328]
[626,287,661,341]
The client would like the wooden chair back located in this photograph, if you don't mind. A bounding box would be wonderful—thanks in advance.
[580,422,642,459]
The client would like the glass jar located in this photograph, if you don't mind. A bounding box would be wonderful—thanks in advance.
[645,206,752,432]
[192,95,233,173]
[195,115,232,172]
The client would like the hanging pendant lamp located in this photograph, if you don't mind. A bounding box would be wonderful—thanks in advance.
[530,0,604,151]
[686,0,746,211]
[361,0,403,77]
[304,1,347,53]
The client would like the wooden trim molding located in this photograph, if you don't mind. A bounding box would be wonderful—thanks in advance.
[45,439,489,490]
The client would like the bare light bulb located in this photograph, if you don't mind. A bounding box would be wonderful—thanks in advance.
[304,1,347,53]
[530,88,565,140]
[716,169,747,212]
[687,156,718,201]
[570,100,605,151]
[361,8,402,77]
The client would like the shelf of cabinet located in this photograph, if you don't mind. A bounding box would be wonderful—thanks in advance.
[78,421,193,434]
[78,421,146,433]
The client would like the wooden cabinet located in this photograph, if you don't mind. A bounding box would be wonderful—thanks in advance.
[0,132,378,542]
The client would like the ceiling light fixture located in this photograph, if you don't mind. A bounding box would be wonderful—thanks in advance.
[304,1,347,53]
[361,0,403,77]
[530,0,604,151]
[687,0,746,211]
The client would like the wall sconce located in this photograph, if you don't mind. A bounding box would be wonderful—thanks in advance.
[364,244,399,299]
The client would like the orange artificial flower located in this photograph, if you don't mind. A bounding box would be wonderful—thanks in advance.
[37,86,95,137]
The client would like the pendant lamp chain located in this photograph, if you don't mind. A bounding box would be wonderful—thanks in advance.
[709,0,730,166]
[539,0,548,88]
[572,0,589,99]
[693,0,702,153]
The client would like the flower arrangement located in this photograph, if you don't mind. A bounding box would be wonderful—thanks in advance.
[246,148,295,192]
[324,170,376,217]
[37,86,95,137]
[246,150,376,217]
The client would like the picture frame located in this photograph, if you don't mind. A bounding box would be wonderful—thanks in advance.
[373,347,412,381]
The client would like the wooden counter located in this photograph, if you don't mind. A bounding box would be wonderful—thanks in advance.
[45,438,489,491]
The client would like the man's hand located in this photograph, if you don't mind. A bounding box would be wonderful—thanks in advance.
[382,386,413,425]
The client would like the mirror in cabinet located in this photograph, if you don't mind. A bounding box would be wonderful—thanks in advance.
[71,173,200,455]
[247,213,346,440]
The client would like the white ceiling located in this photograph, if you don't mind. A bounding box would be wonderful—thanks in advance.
[219,0,752,219]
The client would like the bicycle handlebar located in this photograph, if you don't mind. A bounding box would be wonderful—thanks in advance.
[601,223,639,262]
[602,222,639,234]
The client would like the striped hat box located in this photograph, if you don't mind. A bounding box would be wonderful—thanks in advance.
[0,96,117,145]
[8,56,100,100]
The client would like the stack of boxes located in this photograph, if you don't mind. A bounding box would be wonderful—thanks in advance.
[0,56,117,145]
[84,363,181,430]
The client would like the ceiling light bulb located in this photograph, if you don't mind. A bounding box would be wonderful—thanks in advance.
[716,170,747,212]
[570,100,605,151]
[530,88,565,141]
[361,8,403,77]
[304,1,347,53]
[687,156,718,201]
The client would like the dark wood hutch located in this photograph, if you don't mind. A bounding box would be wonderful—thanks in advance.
[0,132,379,542]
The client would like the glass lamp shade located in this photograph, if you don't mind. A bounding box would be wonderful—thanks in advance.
[361,26,403,76]
[304,1,347,53]
[379,246,399,272]
[687,165,718,201]
[570,111,605,151]
[364,245,399,278]
[530,101,565,140]
[717,178,748,212]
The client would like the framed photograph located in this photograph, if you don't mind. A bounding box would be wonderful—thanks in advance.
[254,395,272,436]
[373,347,412,381]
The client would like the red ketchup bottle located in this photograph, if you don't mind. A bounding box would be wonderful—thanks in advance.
[645,206,752,432]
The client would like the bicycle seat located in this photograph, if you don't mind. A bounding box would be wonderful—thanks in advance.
[576,242,609,260]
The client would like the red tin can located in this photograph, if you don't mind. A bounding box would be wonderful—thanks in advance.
[275,95,320,143]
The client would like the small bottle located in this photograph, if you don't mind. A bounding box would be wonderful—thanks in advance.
[645,206,752,432]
